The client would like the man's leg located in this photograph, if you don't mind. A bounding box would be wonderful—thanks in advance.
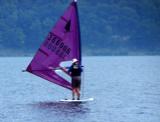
[72,89,75,100]
[76,88,80,100]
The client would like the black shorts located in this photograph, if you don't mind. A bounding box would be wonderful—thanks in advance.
[72,76,81,88]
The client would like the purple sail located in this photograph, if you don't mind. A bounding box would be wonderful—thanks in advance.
[26,1,81,90]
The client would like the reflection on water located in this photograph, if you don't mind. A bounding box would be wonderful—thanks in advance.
[35,101,90,113]
[28,101,90,122]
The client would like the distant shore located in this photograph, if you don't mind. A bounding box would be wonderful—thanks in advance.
[0,50,160,57]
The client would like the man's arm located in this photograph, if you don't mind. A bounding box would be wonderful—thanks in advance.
[60,67,71,76]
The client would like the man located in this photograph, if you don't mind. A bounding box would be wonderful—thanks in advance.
[61,58,82,100]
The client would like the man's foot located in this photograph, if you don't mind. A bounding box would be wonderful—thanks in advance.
[77,97,80,100]
[72,98,75,100]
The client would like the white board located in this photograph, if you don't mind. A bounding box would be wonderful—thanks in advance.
[60,98,94,103]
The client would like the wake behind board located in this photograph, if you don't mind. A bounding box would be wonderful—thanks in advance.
[60,98,94,103]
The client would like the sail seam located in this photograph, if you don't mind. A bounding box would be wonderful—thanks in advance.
[39,48,49,56]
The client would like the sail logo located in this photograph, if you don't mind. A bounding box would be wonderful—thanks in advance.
[44,32,71,58]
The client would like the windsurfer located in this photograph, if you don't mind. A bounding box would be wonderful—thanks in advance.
[61,58,82,100]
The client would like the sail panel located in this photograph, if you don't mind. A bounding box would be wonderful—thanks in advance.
[26,1,81,90]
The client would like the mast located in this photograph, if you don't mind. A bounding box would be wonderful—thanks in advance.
[74,0,81,65]
[73,0,84,98]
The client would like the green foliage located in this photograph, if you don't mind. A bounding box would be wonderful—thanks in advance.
[0,0,160,56]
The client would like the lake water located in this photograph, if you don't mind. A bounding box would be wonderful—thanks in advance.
[0,56,160,122]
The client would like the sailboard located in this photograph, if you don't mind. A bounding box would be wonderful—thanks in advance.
[26,0,81,90]
[60,98,94,103]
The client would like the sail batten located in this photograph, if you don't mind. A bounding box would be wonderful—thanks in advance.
[26,1,81,90]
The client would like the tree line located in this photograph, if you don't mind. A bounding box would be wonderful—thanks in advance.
[0,0,160,56]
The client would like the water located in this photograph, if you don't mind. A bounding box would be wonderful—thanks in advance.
[0,56,160,122]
